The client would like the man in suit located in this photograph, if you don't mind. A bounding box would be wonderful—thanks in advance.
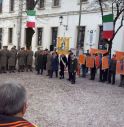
[70,54,78,84]
[67,50,73,81]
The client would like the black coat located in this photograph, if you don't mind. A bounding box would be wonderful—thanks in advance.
[68,53,71,69]
[60,56,68,70]
[37,54,44,69]
[109,59,116,72]
[70,58,77,72]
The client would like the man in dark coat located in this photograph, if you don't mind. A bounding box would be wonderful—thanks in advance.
[99,54,104,82]
[50,52,59,78]
[90,55,96,80]
[34,47,41,71]
[70,54,78,84]
[43,50,48,70]
[59,54,68,79]
[120,74,124,87]
[108,54,116,84]
[46,51,52,76]
[67,50,73,80]
[37,51,44,75]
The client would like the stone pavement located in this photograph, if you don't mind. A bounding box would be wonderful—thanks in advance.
[0,72,124,127]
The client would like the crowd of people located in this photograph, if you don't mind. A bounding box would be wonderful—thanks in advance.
[0,46,78,84]
[0,45,124,86]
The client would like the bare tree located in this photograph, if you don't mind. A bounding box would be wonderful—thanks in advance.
[98,0,124,55]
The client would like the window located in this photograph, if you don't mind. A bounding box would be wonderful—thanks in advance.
[8,28,13,44]
[81,0,88,2]
[51,27,58,47]
[0,28,2,49]
[10,0,14,12]
[52,0,60,7]
[37,28,43,46]
[26,0,35,10]
[77,26,85,48]
[38,0,45,9]
[0,0,3,13]
[98,26,107,50]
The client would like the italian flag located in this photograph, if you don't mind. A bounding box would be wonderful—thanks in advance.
[26,10,36,28]
[102,14,114,40]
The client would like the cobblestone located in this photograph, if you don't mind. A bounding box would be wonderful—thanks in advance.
[0,72,124,127]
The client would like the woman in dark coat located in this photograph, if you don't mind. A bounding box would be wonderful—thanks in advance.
[50,52,59,78]
[37,51,44,75]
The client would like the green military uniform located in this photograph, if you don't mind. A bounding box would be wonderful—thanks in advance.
[17,48,25,72]
[8,48,17,73]
[26,50,33,71]
[0,47,9,73]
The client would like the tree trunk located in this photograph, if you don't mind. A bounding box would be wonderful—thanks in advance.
[108,41,112,55]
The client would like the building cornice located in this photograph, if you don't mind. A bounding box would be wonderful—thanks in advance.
[0,9,112,21]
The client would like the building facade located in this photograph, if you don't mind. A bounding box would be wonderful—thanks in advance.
[0,0,124,53]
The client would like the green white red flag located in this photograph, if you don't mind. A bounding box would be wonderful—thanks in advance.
[26,10,36,28]
[102,14,114,40]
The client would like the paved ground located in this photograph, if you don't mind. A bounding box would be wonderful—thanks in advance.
[0,71,124,127]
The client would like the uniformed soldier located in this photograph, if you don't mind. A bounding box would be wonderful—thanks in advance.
[12,45,18,69]
[0,46,9,73]
[8,47,17,73]
[17,47,25,72]
[26,49,33,72]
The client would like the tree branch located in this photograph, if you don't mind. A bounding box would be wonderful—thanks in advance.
[34,0,40,9]
[114,8,124,25]
[116,3,119,17]
[111,15,123,41]
[98,0,104,22]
